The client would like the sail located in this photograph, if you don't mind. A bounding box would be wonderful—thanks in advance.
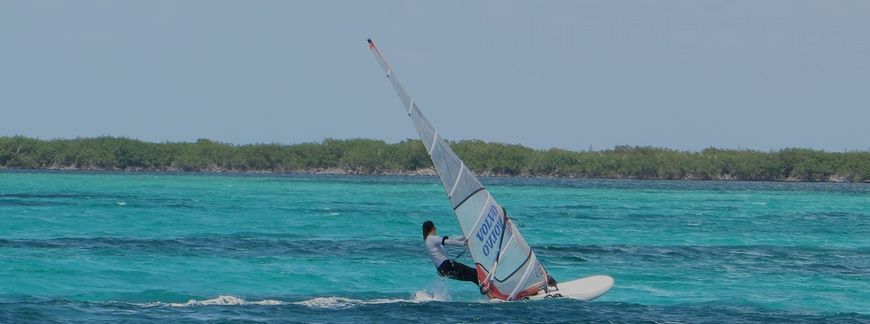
[368,39,550,301]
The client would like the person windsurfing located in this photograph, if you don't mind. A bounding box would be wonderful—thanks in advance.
[422,220,479,286]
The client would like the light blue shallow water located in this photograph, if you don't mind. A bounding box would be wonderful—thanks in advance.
[1,171,868,322]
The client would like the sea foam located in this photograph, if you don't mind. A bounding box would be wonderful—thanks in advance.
[293,290,447,310]
[138,291,447,309]
[141,295,285,307]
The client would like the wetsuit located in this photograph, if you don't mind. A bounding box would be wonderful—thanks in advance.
[425,235,479,286]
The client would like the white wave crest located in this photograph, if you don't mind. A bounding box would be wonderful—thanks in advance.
[410,289,449,302]
[139,290,450,309]
[293,290,448,310]
[141,295,286,307]
[293,297,395,310]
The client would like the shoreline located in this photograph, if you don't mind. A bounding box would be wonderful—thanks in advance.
[3,136,869,183]
[3,166,868,183]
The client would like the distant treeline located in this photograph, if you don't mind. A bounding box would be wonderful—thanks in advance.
[1,136,868,182]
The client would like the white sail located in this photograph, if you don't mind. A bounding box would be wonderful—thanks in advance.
[368,39,550,301]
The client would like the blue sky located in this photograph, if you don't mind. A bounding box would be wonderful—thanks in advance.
[1,1,868,151]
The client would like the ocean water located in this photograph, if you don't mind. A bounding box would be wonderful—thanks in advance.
[1,171,868,323]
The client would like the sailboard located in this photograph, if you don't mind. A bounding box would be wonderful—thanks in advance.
[367,39,612,301]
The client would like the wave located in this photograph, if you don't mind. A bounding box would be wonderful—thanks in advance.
[294,295,427,310]
[289,288,452,310]
[139,295,285,307]
[136,290,448,309]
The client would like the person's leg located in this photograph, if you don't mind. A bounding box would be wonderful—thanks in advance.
[438,260,479,286]
[437,260,477,286]
[436,260,452,277]
[452,261,479,286]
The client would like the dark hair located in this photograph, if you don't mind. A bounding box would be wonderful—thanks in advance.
[422,220,435,240]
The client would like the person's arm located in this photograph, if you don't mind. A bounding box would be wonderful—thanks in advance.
[441,235,466,246]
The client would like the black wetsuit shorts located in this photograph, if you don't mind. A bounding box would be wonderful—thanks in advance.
[437,260,479,286]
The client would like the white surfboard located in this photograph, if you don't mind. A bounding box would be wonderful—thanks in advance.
[525,275,614,301]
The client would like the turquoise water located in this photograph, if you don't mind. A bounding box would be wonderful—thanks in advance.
[1,171,868,322]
